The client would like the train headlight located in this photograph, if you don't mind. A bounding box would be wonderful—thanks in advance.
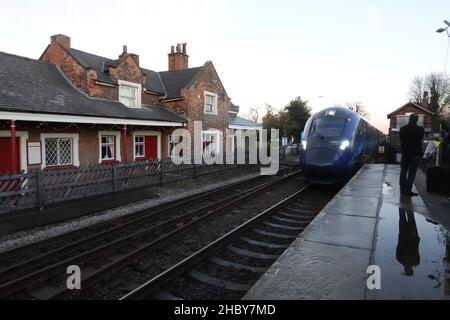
[301,140,307,150]
[339,140,350,150]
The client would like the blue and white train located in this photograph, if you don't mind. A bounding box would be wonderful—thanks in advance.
[299,107,386,184]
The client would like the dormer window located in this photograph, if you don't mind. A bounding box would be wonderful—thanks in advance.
[204,91,218,115]
[118,80,142,108]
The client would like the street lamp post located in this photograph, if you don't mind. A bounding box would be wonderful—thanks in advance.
[436,20,450,74]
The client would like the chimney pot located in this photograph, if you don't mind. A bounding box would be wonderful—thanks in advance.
[123,45,127,54]
[422,91,429,108]
[168,43,189,71]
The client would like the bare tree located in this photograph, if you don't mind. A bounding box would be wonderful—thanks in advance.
[408,72,450,120]
[335,102,370,119]
[247,106,261,123]
[409,76,425,104]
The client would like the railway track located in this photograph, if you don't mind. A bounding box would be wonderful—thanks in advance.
[120,184,337,300]
[0,165,301,299]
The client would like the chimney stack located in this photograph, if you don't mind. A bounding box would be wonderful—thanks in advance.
[168,43,189,71]
[421,91,429,108]
[50,34,71,49]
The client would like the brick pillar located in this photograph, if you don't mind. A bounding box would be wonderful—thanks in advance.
[122,125,127,163]
[10,120,17,172]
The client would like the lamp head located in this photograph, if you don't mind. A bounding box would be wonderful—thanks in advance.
[444,20,450,27]
[437,27,447,33]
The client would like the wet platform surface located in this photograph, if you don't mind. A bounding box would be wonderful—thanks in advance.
[244,164,450,300]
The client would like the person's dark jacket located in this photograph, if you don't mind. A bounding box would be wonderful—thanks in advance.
[399,124,425,156]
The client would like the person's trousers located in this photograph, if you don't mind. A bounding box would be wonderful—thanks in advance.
[399,155,420,193]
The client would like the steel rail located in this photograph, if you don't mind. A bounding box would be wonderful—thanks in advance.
[0,172,276,283]
[0,169,301,299]
[0,170,268,265]
[120,184,312,300]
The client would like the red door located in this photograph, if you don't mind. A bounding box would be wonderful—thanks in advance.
[145,136,158,160]
[0,137,20,175]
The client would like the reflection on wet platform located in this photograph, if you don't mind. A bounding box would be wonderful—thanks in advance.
[369,202,449,299]
[244,164,449,300]
[366,165,450,299]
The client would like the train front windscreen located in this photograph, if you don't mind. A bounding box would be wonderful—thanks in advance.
[310,116,347,140]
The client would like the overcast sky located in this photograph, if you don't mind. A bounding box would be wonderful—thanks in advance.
[1,0,450,133]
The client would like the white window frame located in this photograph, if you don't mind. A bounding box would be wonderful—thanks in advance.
[40,133,79,169]
[396,113,425,129]
[204,91,218,115]
[0,130,29,172]
[118,79,142,108]
[202,130,221,156]
[98,131,121,163]
[134,135,146,159]
[168,134,184,158]
[132,131,161,160]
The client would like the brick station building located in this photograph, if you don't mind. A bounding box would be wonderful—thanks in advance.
[0,34,259,174]
[386,92,435,157]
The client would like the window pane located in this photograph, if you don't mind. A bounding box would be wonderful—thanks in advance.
[58,139,72,165]
[135,144,144,157]
[102,146,108,159]
[107,136,114,144]
[120,85,137,107]
[102,136,114,144]
[102,146,114,160]
[45,138,58,166]
[205,94,216,113]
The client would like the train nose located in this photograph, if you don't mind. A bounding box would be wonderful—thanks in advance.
[304,147,340,166]
[303,147,347,183]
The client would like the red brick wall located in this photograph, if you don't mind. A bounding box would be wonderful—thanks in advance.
[41,43,158,106]
[142,91,161,105]
[41,43,87,92]
[161,99,188,118]
[108,56,144,84]
[162,62,230,134]
[388,104,433,131]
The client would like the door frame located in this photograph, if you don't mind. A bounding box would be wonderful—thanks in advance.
[0,130,29,172]
[132,131,161,160]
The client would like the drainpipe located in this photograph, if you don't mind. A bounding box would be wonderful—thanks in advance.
[10,120,17,173]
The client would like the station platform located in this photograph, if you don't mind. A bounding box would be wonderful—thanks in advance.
[244,164,450,300]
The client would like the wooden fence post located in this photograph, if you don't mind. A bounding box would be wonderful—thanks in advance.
[192,162,197,179]
[36,170,45,210]
[112,164,117,193]
[159,160,165,185]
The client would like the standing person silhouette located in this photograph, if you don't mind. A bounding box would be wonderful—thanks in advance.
[399,113,424,196]
[396,208,420,276]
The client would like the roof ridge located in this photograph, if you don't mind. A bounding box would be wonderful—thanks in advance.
[69,47,113,61]
[0,51,51,65]
[387,101,435,117]
[158,66,203,74]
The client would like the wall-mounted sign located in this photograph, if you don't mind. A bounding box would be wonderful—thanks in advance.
[27,141,42,165]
